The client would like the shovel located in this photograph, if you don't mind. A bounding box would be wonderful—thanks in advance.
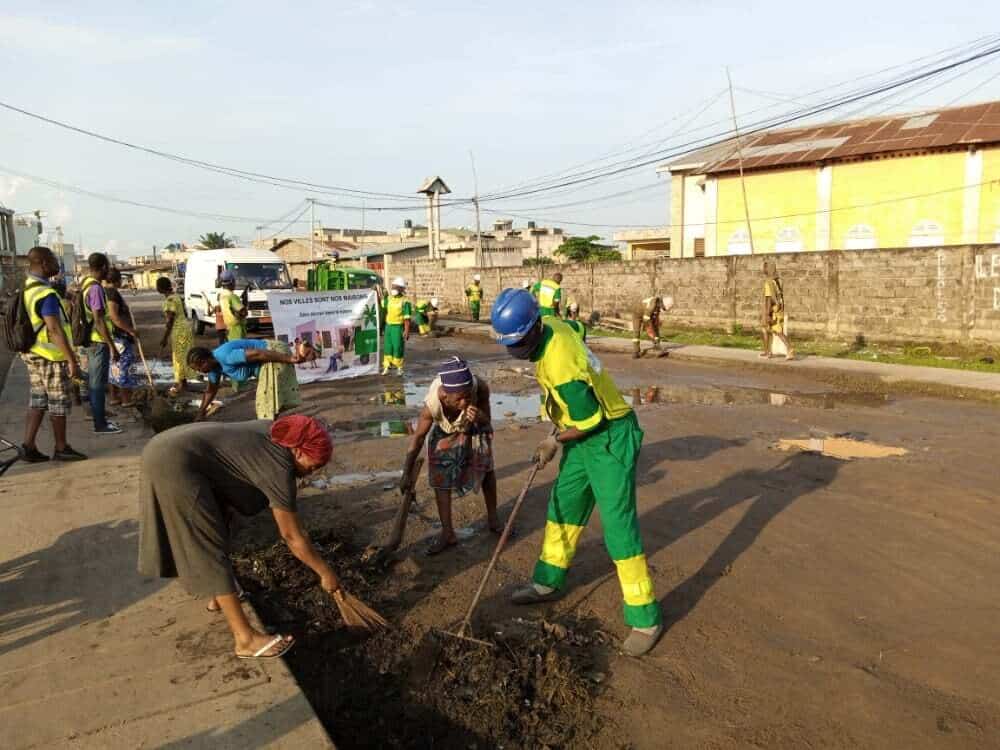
[364,456,424,566]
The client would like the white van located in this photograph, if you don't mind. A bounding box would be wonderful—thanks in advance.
[184,248,292,334]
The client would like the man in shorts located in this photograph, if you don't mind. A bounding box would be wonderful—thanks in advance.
[20,246,88,462]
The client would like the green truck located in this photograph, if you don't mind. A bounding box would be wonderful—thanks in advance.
[307,262,382,292]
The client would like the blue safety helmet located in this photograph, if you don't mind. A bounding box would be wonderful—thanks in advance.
[491,288,540,346]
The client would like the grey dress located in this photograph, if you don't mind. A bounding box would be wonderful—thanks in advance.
[138,421,297,597]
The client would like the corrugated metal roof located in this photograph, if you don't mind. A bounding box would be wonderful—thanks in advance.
[691,100,1000,175]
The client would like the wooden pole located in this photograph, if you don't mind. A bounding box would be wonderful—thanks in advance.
[726,68,755,255]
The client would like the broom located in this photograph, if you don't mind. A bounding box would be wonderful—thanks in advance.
[331,588,389,631]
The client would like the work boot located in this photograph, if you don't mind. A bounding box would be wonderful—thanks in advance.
[510,583,563,605]
[621,624,663,657]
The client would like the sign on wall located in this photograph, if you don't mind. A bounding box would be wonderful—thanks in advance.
[266,289,380,383]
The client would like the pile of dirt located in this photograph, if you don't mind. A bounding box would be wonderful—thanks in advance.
[233,531,618,749]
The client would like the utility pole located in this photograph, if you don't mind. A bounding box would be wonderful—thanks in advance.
[308,198,316,259]
[360,199,366,265]
[470,150,483,268]
[256,225,263,245]
[726,67,755,255]
[152,244,157,263]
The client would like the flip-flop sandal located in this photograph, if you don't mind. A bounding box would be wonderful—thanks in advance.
[236,634,295,660]
[424,537,458,556]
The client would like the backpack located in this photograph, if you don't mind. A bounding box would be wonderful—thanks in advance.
[70,281,95,347]
[0,284,40,353]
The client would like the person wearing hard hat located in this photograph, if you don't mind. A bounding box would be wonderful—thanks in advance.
[465,274,484,322]
[218,270,248,342]
[521,279,533,291]
[382,277,412,375]
[490,288,662,657]
[630,295,673,359]
[531,272,563,318]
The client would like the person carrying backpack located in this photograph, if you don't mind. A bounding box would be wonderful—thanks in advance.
[18,247,87,462]
[79,252,122,435]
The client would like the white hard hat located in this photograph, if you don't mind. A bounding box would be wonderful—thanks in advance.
[521,280,532,289]
[430,297,439,307]
[568,301,579,312]
[392,277,406,288]
[473,274,481,281]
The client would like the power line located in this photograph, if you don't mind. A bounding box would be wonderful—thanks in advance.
[0,164,310,225]
[477,36,1000,202]
[480,34,1000,200]
[0,101,420,201]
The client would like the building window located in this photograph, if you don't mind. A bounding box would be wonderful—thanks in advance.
[693,238,705,257]
[727,229,751,255]
[845,224,877,250]
[775,227,803,253]
[909,220,944,247]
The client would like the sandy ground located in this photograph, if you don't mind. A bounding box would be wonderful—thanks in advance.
[8,293,1000,748]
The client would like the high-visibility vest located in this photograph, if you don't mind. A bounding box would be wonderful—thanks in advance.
[81,276,115,343]
[24,281,72,362]
[385,296,412,325]
[534,318,631,432]
[537,279,560,309]
[466,284,482,302]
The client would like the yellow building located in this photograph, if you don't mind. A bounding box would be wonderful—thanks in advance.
[655,100,1000,257]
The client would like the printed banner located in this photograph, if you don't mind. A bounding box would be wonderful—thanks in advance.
[265,289,380,383]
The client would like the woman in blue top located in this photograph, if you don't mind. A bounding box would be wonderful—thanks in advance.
[187,339,312,421]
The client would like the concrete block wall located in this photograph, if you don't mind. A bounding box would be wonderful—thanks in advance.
[387,244,1000,345]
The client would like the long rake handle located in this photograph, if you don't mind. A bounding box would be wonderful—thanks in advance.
[128,308,155,388]
[385,456,424,551]
[457,459,542,637]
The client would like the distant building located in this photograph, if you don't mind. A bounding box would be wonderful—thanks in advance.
[639,100,1000,258]
[613,227,671,260]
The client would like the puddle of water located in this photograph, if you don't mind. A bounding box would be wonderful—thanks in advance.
[627,384,889,410]
[328,418,416,442]
[774,436,907,460]
[380,382,542,420]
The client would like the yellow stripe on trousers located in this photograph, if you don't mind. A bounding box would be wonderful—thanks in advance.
[614,554,656,606]
[539,521,587,570]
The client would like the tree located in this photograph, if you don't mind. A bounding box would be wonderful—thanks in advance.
[198,232,235,249]
[554,235,621,263]
[523,256,553,267]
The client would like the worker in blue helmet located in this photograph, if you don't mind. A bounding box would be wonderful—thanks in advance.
[490,288,662,657]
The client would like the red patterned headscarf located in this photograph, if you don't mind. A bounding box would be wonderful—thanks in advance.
[269,415,333,466]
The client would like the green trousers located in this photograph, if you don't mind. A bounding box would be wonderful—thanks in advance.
[469,300,481,321]
[383,324,405,369]
[533,412,661,628]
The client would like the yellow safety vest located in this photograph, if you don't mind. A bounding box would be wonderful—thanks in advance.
[537,279,560,309]
[466,284,482,302]
[385,295,412,325]
[534,318,631,432]
[81,276,114,343]
[24,281,72,362]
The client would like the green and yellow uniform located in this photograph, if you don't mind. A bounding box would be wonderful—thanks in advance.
[465,282,483,321]
[564,318,586,342]
[414,300,432,336]
[532,278,562,318]
[24,281,72,361]
[81,275,115,343]
[382,295,412,371]
[219,289,246,341]
[531,318,661,629]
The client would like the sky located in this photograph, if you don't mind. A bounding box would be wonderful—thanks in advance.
[1,1,999,259]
